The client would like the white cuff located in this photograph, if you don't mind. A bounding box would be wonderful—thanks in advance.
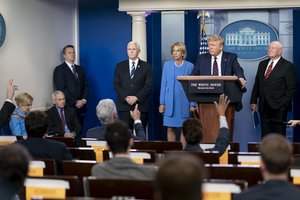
[134,119,142,124]
[219,116,228,128]
[5,99,13,103]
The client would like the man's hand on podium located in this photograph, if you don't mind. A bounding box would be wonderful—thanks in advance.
[214,94,230,116]
[189,106,196,112]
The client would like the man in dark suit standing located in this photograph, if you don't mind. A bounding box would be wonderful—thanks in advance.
[46,91,81,141]
[53,45,88,126]
[191,35,246,87]
[0,79,17,129]
[191,35,246,142]
[250,41,296,138]
[234,134,300,200]
[113,41,152,130]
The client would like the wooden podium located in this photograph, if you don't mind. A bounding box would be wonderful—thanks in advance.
[177,76,243,142]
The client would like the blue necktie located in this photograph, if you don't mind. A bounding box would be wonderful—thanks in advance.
[130,62,136,79]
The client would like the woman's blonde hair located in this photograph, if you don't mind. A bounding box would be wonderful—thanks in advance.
[170,42,187,59]
[15,93,33,107]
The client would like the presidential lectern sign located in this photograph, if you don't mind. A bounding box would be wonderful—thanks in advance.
[177,75,244,142]
[189,80,224,94]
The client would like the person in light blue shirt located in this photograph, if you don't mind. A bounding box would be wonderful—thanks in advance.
[9,92,33,136]
[159,42,196,142]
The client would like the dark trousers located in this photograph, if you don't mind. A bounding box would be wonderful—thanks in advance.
[119,111,148,131]
[260,102,288,138]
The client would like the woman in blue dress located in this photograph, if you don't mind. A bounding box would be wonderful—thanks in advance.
[159,42,196,141]
[9,92,33,137]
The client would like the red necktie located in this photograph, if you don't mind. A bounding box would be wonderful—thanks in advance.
[213,57,218,76]
[60,109,65,129]
[264,61,273,81]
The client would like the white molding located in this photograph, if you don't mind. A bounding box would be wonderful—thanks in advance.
[119,0,300,12]
[74,0,79,64]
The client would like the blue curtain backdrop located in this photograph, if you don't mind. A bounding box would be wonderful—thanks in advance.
[293,9,300,142]
[79,0,163,139]
[79,1,300,145]
[146,12,162,140]
[79,0,131,134]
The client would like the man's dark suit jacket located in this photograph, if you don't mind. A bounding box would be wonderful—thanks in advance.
[184,127,229,155]
[192,51,245,78]
[53,62,88,112]
[0,101,15,128]
[113,59,152,112]
[86,122,146,141]
[46,106,81,138]
[234,180,300,200]
[192,51,246,111]
[250,57,296,113]
[17,137,72,175]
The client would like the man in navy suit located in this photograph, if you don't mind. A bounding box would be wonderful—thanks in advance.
[192,35,246,87]
[46,91,81,141]
[250,41,296,138]
[0,79,17,129]
[113,41,152,130]
[234,134,300,200]
[191,35,246,141]
[53,45,88,126]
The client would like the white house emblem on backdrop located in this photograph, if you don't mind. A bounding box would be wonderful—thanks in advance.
[220,20,278,60]
[0,13,6,47]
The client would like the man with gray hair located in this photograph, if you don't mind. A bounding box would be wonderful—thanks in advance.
[46,90,81,140]
[113,41,152,131]
[86,99,145,140]
[250,41,296,138]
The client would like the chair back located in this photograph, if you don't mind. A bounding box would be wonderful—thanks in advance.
[83,176,153,199]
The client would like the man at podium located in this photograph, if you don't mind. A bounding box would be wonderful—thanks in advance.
[190,35,246,142]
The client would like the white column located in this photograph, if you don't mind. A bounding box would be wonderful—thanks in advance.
[128,12,148,61]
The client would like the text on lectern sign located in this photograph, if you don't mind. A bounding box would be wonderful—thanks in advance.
[188,80,224,94]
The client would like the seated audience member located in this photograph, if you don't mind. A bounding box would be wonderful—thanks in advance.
[9,92,33,136]
[46,91,81,140]
[0,143,31,200]
[17,111,72,175]
[91,121,156,179]
[153,154,205,200]
[86,99,145,140]
[182,94,230,154]
[234,134,300,200]
[0,79,17,129]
